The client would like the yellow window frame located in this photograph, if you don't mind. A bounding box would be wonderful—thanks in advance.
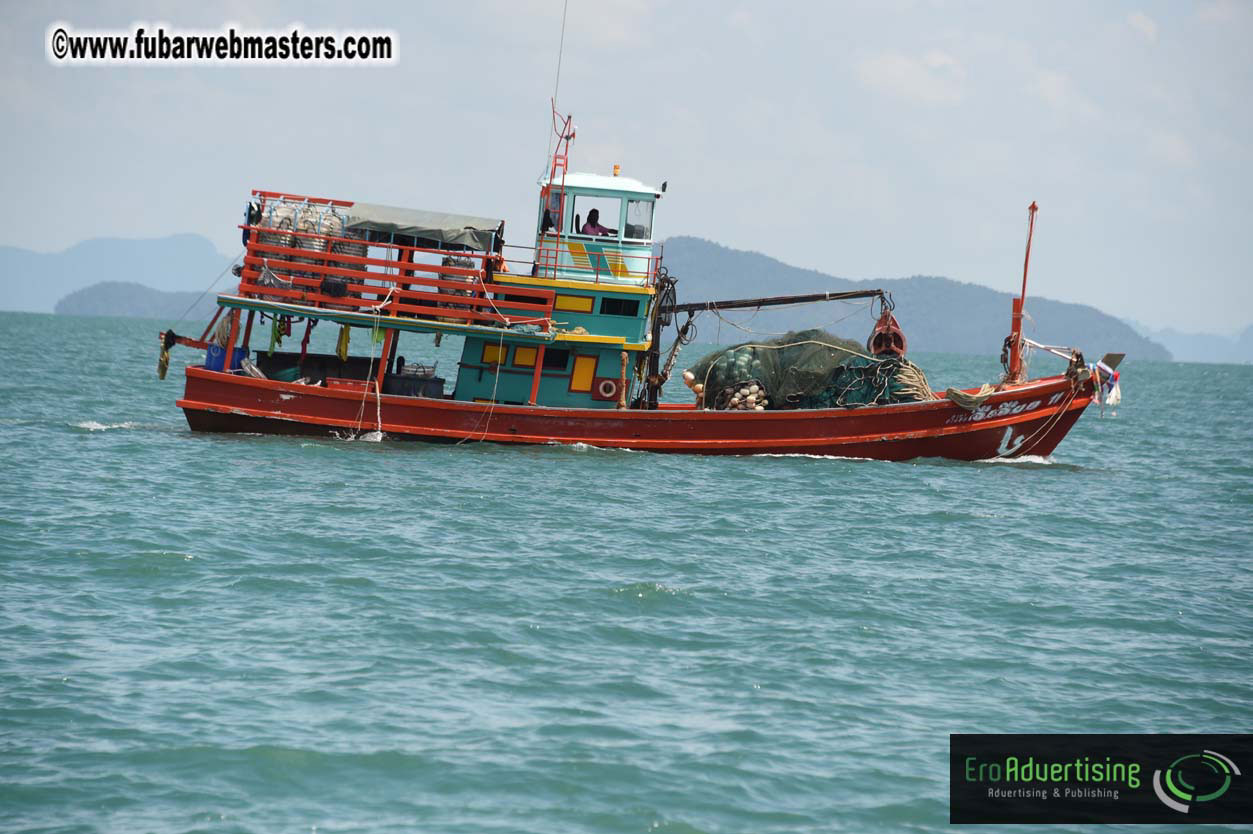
[481,342,506,365]
[569,355,598,392]
[553,294,595,314]
[513,346,538,368]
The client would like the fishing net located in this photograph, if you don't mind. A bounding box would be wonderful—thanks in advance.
[792,355,933,408]
[684,328,934,410]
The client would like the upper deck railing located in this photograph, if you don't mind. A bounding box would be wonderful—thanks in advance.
[500,239,662,287]
[237,192,555,331]
[234,191,665,336]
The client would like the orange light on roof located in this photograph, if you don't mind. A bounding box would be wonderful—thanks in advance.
[613,164,620,177]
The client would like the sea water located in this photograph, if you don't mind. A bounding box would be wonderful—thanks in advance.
[1,311,1250,833]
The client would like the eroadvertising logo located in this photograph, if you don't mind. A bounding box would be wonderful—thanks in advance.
[1153,750,1241,814]
[950,734,1253,824]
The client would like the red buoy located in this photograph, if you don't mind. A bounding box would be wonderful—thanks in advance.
[868,309,908,357]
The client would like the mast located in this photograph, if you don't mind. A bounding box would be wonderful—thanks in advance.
[1006,201,1037,384]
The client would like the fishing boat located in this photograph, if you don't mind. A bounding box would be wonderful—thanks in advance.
[160,112,1118,461]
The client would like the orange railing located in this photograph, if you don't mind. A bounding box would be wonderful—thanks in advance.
[238,223,554,331]
[237,189,665,332]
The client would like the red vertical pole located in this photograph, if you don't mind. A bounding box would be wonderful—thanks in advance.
[1020,202,1038,302]
[198,307,223,344]
[528,345,546,405]
[376,329,394,392]
[1007,201,1037,384]
[241,310,256,352]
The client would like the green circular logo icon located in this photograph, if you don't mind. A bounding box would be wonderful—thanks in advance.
[1153,751,1241,814]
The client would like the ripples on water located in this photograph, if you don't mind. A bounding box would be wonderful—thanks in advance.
[1,312,1250,833]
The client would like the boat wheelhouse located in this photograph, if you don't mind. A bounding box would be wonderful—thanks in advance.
[170,117,669,414]
[450,150,667,408]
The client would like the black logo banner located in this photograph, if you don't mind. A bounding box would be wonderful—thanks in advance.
[950,734,1253,824]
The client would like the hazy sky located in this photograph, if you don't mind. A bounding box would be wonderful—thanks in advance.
[4,1,1251,332]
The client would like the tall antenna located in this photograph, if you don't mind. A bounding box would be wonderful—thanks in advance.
[544,0,570,164]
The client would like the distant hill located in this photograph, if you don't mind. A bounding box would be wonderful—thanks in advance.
[0,234,233,313]
[662,237,1171,360]
[1123,320,1253,364]
[54,281,218,321]
[20,232,1173,361]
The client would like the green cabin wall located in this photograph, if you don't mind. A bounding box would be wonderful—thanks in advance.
[544,285,651,343]
[453,337,638,408]
[448,180,658,408]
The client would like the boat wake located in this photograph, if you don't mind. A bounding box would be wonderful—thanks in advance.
[978,454,1056,466]
[560,442,640,454]
[335,430,386,443]
[906,454,1086,472]
[70,420,150,432]
[755,452,878,462]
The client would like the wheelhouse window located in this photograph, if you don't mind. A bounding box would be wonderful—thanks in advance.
[624,199,654,241]
[542,348,570,370]
[570,196,621,238]
[539,188,563,235]
[600,297,640,317]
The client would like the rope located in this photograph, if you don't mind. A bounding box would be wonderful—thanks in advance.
[456,327,508,445]
[541,0,571,170]
[348,260,524,445]
[479,277,551,328]
[212,315,233,347]
[709,298,873,340]
[349,293,389,441]
[173,249,244,328]
[551,0,569,122]
[367,285,396,313]
[818,355,931,408]
[893,361,933,402]
[946,384,995,411]
[658,333,685,385]
[988,378,1083,460]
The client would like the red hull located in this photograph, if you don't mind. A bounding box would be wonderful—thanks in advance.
[178,367,1094,461]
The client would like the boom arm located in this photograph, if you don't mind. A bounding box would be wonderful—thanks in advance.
[660,289,885,315]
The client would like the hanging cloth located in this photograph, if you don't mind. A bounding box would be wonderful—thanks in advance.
[336,325,351,362]
[268,318,284,357]
[300,319,314,362]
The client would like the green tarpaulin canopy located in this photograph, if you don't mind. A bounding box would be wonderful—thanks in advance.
[346,203,504,251]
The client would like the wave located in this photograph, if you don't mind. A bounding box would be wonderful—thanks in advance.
[754,452,878,461]
[70,420,147,432]
[332,429,386,442]
[553,442,640,453]
[978,454,1056,465]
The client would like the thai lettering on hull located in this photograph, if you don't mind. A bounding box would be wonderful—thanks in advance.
[945,399,1042,426]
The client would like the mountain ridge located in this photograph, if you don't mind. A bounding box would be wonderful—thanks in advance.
[54,281,219,321]
[661,237,1170,360]
[0,234,233,313]
[1122,319,1253,364]
[0,232,1179,360]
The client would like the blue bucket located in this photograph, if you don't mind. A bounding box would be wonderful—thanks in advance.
[205,345,246,372]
